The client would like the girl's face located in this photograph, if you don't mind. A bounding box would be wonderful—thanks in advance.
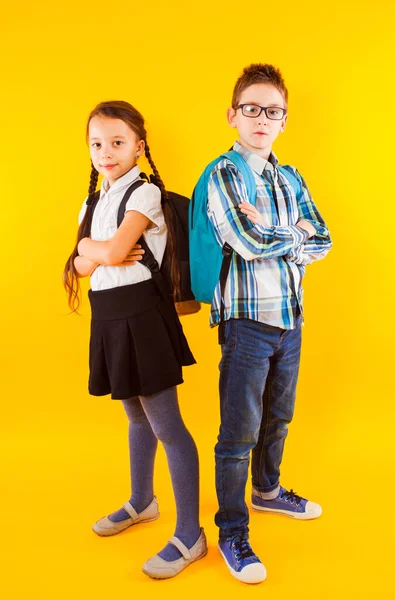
[88,115,145,186]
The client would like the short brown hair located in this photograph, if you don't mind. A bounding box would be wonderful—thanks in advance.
[232,63,288,109]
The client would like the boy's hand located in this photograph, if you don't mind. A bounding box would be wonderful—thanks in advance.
[296,219,316,238]
[113,244,145,266]
[239,202,265,225]
[239,203,317,239]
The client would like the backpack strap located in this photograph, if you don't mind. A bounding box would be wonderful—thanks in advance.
[116,179,173,303]
[218,242,233,344]
[116,178,164,274]
[116,179,146,227]
[277,165,302,197]
[223,150,257,204]
[217,151,257,344]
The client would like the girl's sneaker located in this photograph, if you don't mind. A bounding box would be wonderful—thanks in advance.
[252,486,322,520]
[218,535,267,584]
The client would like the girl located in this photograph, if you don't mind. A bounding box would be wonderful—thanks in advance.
[63,101,207,579]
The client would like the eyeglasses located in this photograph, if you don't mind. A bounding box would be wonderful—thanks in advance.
[236,104,287,120]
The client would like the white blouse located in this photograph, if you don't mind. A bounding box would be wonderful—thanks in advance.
[78,165,167,291]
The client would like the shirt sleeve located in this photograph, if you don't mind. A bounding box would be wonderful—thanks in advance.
[125,182,164,231]
[285,167,332,266]
[207,160,308,261]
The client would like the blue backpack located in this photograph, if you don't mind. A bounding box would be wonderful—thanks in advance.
[188,151,257,305]
[188,151,303,332]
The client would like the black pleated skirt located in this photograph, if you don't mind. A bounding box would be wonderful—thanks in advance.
[88,279,196,400]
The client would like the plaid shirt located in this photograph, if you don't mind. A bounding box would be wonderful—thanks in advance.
[207,141,332,329]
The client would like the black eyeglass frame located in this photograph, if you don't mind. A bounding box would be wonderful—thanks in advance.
[236,104,287,120]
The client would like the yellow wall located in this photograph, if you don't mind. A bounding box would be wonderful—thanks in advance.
[1,1,394,598]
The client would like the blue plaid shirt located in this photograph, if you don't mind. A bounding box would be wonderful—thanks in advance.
[207,141,332,329]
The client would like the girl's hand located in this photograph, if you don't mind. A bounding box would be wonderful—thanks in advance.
[74,255,99,278]
[113,244,145,266]
[78,237,91,256]
[239,202,265,225]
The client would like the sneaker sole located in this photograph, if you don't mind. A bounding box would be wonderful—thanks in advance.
[93,513,160,537]
[218,546,266,584]
[251,503,322,520]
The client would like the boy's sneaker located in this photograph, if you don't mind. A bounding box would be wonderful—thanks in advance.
[252,486,322,520]
[218,535,266,584]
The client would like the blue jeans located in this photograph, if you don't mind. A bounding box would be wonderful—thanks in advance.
[215,316,302,539]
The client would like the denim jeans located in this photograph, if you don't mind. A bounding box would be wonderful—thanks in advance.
[215,316,302,539]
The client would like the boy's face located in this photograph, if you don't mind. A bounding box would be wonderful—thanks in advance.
[227,83,287,159]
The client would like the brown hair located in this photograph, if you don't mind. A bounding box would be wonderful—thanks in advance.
[63,100,181,312]
[232,63,288,110]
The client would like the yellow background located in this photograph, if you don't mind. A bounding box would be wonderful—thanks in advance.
[1,0,394,597]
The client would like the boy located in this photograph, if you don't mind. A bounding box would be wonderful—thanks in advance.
[206,64,332,584]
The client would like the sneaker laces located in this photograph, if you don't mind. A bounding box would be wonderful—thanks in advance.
[280,488,302,506]
[230,536,254,562]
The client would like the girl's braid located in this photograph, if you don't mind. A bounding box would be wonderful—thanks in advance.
[145,144,168,202]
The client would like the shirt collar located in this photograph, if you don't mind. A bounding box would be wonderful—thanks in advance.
[233,140,279,174]
[101,164,141,195]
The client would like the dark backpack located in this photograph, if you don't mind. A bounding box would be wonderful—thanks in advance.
[90,176,200,316]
